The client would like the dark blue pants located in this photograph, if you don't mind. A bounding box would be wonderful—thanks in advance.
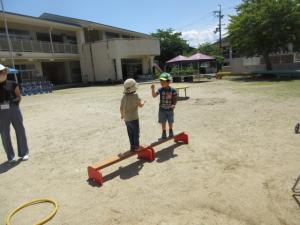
[125,119,140,148]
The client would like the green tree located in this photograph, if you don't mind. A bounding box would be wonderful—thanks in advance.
[197,42,224,64]
[151,28,190,67]
[228,0,300,70]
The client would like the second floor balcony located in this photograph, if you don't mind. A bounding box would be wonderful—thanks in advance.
[0,37,78,55]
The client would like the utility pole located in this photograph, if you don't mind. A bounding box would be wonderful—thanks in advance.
[0,0,17,82]
[213,4,224,50]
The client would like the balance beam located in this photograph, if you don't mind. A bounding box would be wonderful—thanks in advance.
[87,132,188,185]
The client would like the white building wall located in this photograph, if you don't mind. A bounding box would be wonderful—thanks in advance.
[81,38,159,82]
[91,41,116,81]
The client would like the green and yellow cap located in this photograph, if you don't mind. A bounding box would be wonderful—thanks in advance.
[159,72,172,81]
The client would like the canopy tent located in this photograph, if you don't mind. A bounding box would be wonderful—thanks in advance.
[185,53,215,74]
[166,53,214,64]
[165,53,216,74]
[186,53,215,61]
[166,55,188,64]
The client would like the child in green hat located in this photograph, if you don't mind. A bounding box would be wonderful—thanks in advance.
[151,73,177,139]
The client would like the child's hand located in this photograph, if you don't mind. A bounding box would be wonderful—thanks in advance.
[139,100,145,107]
[171,105,176,109]
[121,115,124,120]
[151,84,155,89]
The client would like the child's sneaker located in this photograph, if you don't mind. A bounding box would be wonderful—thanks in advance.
[161,130,167,139]
[169,129,174,137]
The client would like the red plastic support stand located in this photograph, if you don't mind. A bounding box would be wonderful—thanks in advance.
[174,132,189,144]
[138,147,155,161]
[88,166,103,185]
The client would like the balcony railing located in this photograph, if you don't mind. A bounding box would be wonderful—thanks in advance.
[0,38,78,54]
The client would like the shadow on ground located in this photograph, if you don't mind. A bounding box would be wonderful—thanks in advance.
[87,142,184,187]
[228,75,300,83]
[0,160,22,174]
[178,96,190,101]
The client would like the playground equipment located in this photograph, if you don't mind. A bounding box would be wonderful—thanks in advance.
[87,132,189,185]
[6,198,58,225]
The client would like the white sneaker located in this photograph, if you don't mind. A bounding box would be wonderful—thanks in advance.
[8,157,16,163]
[21,155,29,161]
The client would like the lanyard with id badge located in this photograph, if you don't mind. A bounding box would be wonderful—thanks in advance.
[0,101,10,110]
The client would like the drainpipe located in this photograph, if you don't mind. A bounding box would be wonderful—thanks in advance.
[49,27,54,55]
[89,42,96,82]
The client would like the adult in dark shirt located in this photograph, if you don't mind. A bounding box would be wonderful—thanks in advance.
[0,64,29,163]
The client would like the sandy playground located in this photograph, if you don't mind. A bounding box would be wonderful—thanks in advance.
[1,77,300,225]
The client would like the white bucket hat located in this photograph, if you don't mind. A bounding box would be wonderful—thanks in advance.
[124,78,138,93]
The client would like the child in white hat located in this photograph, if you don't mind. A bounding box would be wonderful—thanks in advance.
[120,78,145,151]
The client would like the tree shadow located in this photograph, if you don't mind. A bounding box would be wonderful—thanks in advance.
[0,160,22,174]
[191,80,213,84]
[228,74,300,83]
[178,96,190,101]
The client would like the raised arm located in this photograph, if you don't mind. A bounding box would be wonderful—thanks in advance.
[151,84,159,98]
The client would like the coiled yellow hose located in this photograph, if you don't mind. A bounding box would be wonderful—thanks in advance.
[6,198,58,225]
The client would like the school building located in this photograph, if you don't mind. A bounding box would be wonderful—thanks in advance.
[219,37,300,73]
[0,12,160,85]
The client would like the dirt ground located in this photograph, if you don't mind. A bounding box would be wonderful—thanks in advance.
[1,77,300,225]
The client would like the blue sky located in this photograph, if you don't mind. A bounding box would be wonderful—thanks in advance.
[3,0,242,47]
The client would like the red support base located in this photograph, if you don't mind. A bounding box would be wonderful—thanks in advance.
[138,147,155,161]
[174,132,189,144]
[88,166,103,185]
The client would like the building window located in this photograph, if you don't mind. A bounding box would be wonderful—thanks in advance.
[0,28,31,40]
[106,32,119,39]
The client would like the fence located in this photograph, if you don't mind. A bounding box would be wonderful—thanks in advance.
[0,38,78,54]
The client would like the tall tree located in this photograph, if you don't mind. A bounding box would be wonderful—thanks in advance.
[151,28,190,67]
[228,0,300,70]
[197,42,224,64]
[197,42,225,71]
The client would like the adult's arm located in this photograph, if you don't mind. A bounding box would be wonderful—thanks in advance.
[14,85,22,103]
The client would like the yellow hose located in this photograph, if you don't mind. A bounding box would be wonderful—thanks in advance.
[6,198,58,225]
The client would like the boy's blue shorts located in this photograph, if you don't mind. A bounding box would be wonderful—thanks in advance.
[158,108,174,123]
